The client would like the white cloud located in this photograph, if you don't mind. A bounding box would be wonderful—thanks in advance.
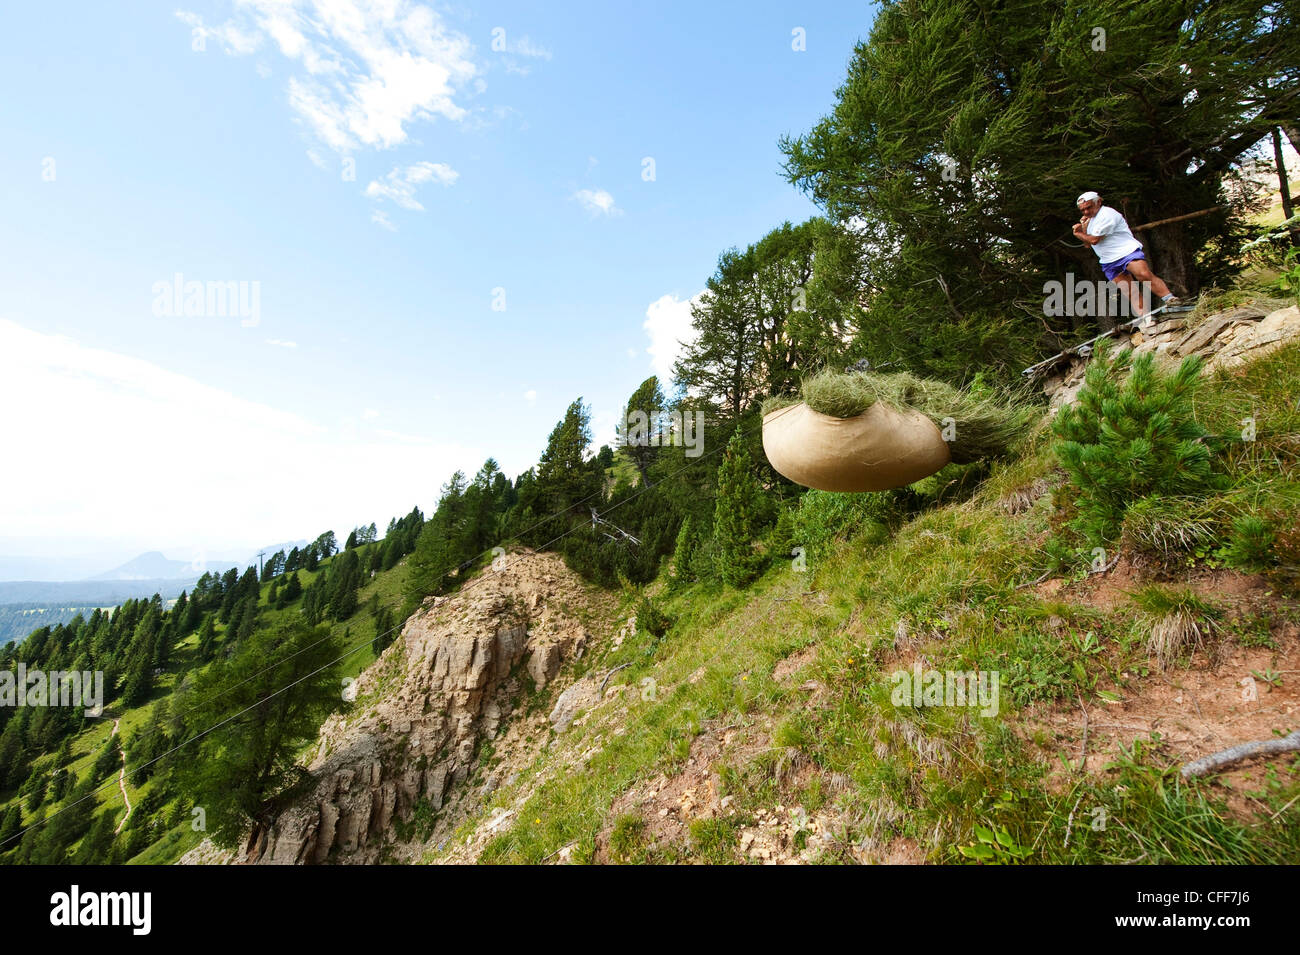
[572,188,621,217]
[365,161,459,210]
[306,148,328,169]
[265,338,298,348]
[523,389,537,403]
[371,209,397,230]
[178,1,478,152]
[643,292,702,383]
[0,318,479,548]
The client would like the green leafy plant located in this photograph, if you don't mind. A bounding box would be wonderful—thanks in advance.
[958,823,1032,863]
[1275,246,1300,306]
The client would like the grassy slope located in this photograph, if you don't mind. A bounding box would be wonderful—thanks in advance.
[464,337,1300,864]
[0,542,417,864]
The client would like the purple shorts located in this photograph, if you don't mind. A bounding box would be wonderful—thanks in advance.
[1101,248,1145,281]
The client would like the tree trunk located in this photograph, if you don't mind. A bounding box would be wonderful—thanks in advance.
[1273,126,1294,222]
[1144,224,1198,297]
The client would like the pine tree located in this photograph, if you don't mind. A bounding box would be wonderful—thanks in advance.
[235,596,259,641]
[24,772,47,813]
[196,613,218,662]
[781,0,1300,370]
[0,803,21,847]
[620,376,667,478]
[71,810,117,864]
[536,399,600,515]
[712,430,768,586]
[1052,343,1216,546]
[175,620,341,850]
[672,516,698,584]
[328,549,361,621]
[121,652,154,708]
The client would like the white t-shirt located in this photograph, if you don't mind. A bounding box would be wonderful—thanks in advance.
[1085,205,1143,263]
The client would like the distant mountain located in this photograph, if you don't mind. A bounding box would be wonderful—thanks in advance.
[89,550,239,581]
[87,541,308,582]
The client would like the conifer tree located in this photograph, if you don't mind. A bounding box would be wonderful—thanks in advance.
[1052,343,1215,545]
[672,516,697,584]
[536,399,600,515]
[712,430,767,586]
[196,613,218,662]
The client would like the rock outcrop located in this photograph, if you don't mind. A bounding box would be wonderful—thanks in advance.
[1041,302,1300,407]
[242,549,603,864]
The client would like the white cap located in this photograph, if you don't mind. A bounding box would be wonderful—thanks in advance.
[1076,190,1101,204]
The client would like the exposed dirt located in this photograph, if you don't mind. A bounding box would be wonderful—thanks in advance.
[1025,565,1300,807]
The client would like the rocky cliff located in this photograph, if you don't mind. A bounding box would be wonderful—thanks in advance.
[1040,301,1300,406]
[185,548,615,864]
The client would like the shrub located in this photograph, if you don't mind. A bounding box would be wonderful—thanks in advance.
[1129,586,1222,670]
[1219,515,1276,572]
[1119,495,1227,570]
[1051,343,1216,546]
[635,595,673,639]
[791,489,898,562]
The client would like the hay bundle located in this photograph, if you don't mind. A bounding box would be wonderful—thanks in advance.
[761,370,1032,493]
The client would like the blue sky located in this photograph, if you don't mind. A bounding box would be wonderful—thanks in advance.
[0,0,876,572]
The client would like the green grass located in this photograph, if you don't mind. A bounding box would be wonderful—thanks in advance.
[465,337,1300,866]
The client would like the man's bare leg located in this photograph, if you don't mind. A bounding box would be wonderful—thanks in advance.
[1123,259,1171,299]
[1110,273,1150,318]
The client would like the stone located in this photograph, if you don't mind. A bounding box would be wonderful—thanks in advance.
[549,677,601,733]
[1172,315,1233,356]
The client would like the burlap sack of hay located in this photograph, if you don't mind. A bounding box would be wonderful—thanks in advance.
[762,400,952,492]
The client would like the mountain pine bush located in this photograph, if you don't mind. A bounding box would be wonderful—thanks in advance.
[1051,343,1216,547]
[712,431,767,586]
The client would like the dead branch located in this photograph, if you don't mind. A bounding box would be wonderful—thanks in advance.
[1180,729,1300,779]
[599,662,633,695]
[1130,205,1229,232]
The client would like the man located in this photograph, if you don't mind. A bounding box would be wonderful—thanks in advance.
[1072,190,1179,320]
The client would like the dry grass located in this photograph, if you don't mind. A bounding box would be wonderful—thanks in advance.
[1147,610,1214,671]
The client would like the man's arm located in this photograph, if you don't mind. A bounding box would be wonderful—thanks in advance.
[1072,219,1103,245]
